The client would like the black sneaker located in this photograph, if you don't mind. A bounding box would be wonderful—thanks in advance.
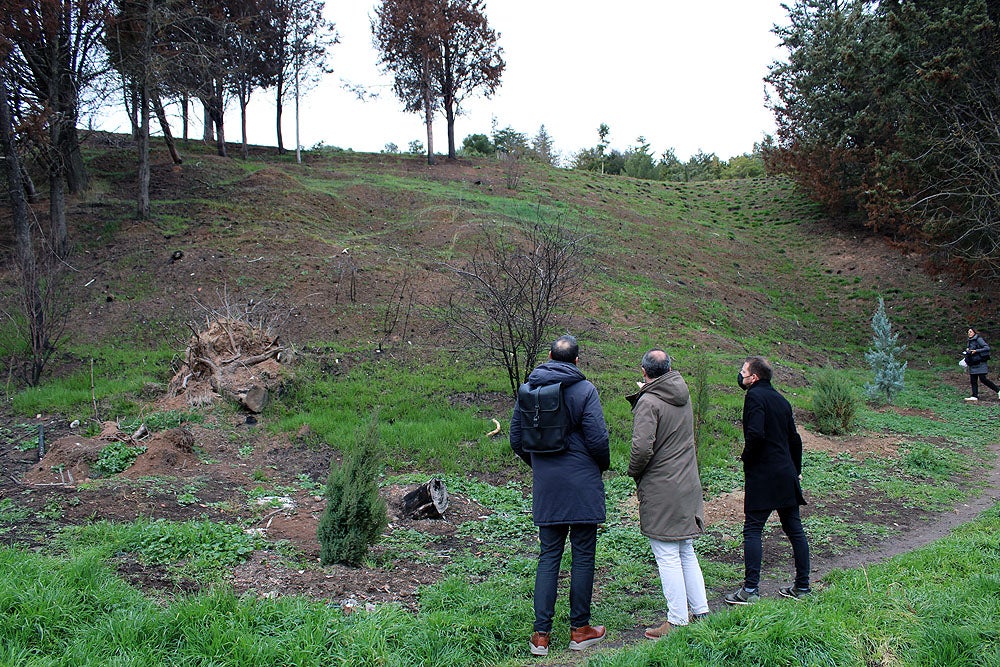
[724,587,759,605]
[778,585,811,599]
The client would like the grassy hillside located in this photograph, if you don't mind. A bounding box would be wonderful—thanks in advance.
[1,138,999,666]
[7,139,993,396]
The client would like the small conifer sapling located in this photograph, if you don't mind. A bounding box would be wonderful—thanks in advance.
[863,297,906,404]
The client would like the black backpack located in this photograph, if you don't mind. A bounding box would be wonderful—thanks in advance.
[517,382,570,454]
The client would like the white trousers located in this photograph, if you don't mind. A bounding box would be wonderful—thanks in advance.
[649,537,710,626]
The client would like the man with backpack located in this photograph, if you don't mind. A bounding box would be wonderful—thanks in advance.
[510,335,611,657]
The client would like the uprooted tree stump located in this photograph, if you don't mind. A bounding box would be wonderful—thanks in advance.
[401,479,449,519]
[166,317,289,412]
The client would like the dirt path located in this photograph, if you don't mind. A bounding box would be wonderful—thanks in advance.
[812,442,1000,579]
[536,443,1000,667]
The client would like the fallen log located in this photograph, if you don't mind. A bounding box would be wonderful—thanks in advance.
[401,478,449,519]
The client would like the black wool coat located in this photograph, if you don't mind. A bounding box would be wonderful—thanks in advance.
[740,379,806,512]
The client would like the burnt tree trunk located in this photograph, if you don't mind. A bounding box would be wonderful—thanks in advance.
[401,479,448,519]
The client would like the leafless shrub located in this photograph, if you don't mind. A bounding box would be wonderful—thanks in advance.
[442,218,592,396]
[5,223,71,387]
[191,285,289,343]
[377,271,414,353]
[501,148,525,190]
[334,251,358,303]
[907,64,1000,273]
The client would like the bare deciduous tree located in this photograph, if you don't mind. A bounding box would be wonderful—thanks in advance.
[272,0,337,157]
[2,55,70,385]
[443,220,591,396]
[907,65,1000,271]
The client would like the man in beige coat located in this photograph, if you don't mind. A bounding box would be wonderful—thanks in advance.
[627,349,709,638]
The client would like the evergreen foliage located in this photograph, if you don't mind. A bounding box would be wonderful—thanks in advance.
[461,133,493,156]
[863,297,906,404]
[812,367,858,435]
[529,124,557,166]
[317,417,388,566]
[766,0,1000,269]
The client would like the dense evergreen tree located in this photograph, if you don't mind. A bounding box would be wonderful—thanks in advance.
[767,0,1000,271]
[765,0,896,222]
[317,418,387,566]
[863,296,906,404]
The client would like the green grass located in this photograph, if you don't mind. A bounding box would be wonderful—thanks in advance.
[11,341,177,418]
[271,354,511,473]
[587,505,1000,666]
[3,505,999,666]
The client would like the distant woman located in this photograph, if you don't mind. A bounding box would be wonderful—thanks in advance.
[964,328,998,401]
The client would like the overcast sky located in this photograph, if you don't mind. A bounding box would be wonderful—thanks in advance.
[101,1,792,163]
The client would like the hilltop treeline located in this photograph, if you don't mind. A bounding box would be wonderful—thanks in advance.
[765,0,1000,273]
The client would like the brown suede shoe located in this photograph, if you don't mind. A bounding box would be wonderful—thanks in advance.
[568,624,606,651]
[529,631,550,656]
[644,620,674,640]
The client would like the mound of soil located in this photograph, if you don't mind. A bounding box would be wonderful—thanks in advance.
[22,426,199,485]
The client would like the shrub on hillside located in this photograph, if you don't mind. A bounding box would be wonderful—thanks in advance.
[812,368,858,435]
[318,418,387,566]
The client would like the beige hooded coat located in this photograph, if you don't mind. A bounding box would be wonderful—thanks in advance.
[626,370,705,541]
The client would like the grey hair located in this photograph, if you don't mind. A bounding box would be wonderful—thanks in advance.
[641,349,671,378]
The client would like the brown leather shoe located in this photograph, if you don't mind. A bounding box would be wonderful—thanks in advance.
[529,631,549,656]
[568,624,606,651]
[644,620,674,640]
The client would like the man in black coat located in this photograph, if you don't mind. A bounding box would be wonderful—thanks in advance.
[510,335,610,656]
[725,356,811,605]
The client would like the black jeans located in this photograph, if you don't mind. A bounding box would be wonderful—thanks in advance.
[742,505,810,590]
[970,372,999,398]
[533,523,597,633]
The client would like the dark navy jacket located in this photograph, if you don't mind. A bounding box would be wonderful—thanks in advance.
[741,379,806,512]
[510,361,610,526]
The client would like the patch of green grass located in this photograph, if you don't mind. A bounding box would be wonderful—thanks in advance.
[374,527,444,566]
[0,498,30,523]
[11,341,177,417]
[272,355,510,473]
[900,441,969,480]
[58,518,266,579]
[7,506,1000,666]
[119,410,204,433]
[802,514,892,554]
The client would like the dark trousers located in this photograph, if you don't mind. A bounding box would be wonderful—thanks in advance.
[533,523,597,633]
[970,373,999,398]
[742,505,810,590]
